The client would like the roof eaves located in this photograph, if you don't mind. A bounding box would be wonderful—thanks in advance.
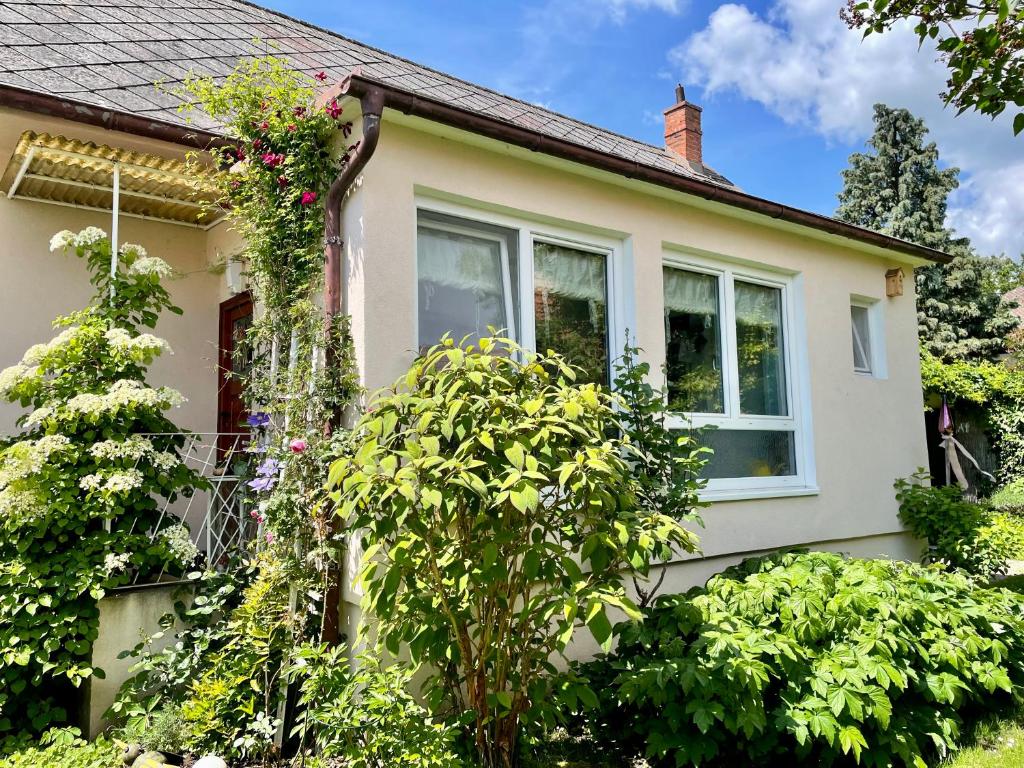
[340,74,952,265]
[0,82,228,150]
[0,78,951,265]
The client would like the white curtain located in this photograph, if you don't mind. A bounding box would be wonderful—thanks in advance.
[417,226,504,293]
[664,267,718,314]
[735,281,782,327]
[533,242,606,302]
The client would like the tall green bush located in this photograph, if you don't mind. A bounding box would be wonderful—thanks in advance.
[0,228,199,734]
[577,551,1024,767]
[328,334,702,768]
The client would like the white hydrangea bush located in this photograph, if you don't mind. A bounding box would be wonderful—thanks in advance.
[0,228,205,732]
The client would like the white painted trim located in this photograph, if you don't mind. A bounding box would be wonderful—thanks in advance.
[6,146,35,199]
[110,162,120,299]
[20,173,207,208]
[7,193,209,229]
[699,485,820,503]
[850,294,888,380]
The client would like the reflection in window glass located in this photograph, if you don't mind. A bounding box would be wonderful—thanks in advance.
[417,219,514,351]
[533,242,609,386]
[735,281,787,416]
[851,304,872,373]
[664,267,724,413]
[698,428,796,479]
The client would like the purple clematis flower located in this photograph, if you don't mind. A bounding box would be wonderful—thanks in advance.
[247,457,281,493]
[247,412,271,428]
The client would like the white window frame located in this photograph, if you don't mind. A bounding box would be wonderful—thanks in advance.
[850,295,887,379]
[663,250,816,500]
[416,216,519,344]
[415,196,632,383]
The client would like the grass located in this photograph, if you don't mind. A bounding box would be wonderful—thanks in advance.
[944,712,1024,768]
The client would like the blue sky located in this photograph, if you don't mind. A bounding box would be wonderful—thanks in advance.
[264,0,1023,256]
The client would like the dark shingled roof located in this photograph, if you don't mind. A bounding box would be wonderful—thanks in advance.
[0,0,737,188]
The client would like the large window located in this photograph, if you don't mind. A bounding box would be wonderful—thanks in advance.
[417,206,620,385]
[664,257,810,495]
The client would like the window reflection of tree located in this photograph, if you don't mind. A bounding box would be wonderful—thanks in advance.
[534,290,608,387]
[665,309,723,413]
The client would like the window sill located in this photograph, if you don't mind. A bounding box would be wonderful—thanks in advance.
[698,485,820,503]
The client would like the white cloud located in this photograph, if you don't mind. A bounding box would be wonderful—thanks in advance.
[673,0,1024,256]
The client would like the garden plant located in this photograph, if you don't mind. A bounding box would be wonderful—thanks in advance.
[329,333,704,767]
[575,550,1024,767]
[0,228,200,735]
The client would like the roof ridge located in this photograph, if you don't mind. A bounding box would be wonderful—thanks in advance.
[220,0,685,162]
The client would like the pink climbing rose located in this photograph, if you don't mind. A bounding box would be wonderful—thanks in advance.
[289,438,308,453]
[300,191,317,205]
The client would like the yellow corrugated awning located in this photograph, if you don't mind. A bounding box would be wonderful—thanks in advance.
[1,131,225,229]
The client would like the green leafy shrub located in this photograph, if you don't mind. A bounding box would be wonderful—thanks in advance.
[896,474,1011,577]
[0,229,200,734]
[289,644,467,767]
[0,728,119,768]
[990,479,1024,515]
[576,551,1024,767]
[110,567,246,730]
[329,334,702,767]
[177,553,299,761]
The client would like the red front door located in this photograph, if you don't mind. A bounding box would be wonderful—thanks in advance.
[217,292,253,456]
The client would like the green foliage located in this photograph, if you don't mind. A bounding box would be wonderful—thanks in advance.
[0,728,120,768]
[842,0,1024,132]
[990,478,1024,515]
[183,54,361,650]
[576,551,1024,767]
[289,644,467,767]
[117,703,190,755]
[180,54,353,312]
[920,349,1024,483]
[110,567,247,731]
[0,228,200,735]
[896,474,1013,577]
[835,105,1018,362]
[177,553,301,762]
[613,341,707,606]
[329,334,700,768]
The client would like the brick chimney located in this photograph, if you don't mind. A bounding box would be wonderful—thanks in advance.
[664,84,702,165]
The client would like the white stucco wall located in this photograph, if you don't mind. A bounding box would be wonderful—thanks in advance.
[0,107,221,436]
[347,113,930,590]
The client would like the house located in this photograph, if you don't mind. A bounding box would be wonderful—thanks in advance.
[0,1,944,643]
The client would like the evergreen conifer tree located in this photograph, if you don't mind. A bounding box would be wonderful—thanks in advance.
[836,104,1018,361]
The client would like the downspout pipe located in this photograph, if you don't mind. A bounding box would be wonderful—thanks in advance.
[323,82,385,324]
[319,82,384,646]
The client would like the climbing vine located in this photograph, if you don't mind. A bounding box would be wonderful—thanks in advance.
[110,54,367,758]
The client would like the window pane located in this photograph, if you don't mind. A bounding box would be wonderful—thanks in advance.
[664,267,724,413]
[534,242,609,386]
[417,218,514,351]
[698,428,797,479]
[735,281,787,416]
[851,304,872,373]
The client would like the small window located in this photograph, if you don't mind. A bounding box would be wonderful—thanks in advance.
[850,303,873,375]
[417,211,518,351]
